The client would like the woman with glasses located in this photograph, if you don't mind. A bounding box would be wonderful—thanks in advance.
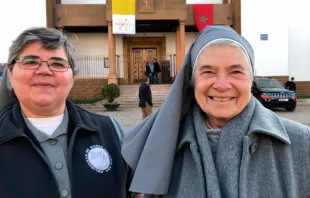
[0,27,132,198]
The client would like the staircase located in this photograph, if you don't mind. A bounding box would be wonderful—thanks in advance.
[79,84,172,112]
[115,84,171,107]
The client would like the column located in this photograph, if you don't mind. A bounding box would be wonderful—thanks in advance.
[108,21,118,84]
[176,27,180,74]
[179,20,186,71]
[232,0,241,34]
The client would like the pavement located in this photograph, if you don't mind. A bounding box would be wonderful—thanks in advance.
[100,105,310,131]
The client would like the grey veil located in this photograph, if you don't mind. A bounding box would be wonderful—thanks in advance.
[0,68,15,111]
[121,25,254,195]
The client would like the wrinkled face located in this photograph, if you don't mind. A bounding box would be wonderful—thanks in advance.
[9,42,74,117]
[193,44,253,126]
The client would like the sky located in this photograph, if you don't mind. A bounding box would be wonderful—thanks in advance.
[0,0,46,63]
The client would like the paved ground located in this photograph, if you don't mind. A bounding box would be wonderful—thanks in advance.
[100,105,310,131]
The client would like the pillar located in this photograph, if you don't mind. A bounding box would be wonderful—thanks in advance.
[232,0,241,34]
[179,20,186,71]
[176,27,180,74]
[108,21,118,84]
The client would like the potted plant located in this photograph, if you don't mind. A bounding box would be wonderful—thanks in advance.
[101,83,121,111]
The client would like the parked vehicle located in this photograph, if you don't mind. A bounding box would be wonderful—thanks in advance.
[252,76,297,111]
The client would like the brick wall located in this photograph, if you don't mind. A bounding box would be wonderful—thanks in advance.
[295,81,310,96]
[69,78,108,100]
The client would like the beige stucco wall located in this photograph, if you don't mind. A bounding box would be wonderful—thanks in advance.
[71,32,198,78]
[72,33,124,78]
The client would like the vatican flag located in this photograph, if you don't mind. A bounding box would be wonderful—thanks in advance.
[112,0,136,34]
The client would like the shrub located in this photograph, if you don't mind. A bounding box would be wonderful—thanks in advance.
[101,83,120,103]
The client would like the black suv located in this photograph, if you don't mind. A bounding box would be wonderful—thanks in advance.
[252,76,297,111]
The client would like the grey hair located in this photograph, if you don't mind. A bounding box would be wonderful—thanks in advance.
[7,27,77,75]
[191,39,254,87]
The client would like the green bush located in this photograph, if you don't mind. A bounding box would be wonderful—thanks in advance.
[101,83,120,103]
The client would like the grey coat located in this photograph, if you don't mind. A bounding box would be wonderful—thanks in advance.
[121,26,310,197]
[145,98,310,198]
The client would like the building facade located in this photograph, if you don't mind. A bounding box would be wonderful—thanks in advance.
[2,0,307,99]
[45,0,239,99]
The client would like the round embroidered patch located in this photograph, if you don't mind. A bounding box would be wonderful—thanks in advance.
[85,145,112,173]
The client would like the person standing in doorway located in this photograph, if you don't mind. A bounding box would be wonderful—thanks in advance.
[152,58,161,84]
[149,60,154,84]
[138,76,153,119]
[145,61,152,83]
[285,77,296,91]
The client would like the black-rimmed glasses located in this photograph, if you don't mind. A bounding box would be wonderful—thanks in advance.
[15,56,71,72]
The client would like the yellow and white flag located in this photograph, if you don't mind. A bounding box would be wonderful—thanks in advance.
[112,0,136,34]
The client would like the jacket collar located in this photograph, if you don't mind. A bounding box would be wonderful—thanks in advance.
[247,98,291,144]
[65,100,99,132]
[0,100,99,141]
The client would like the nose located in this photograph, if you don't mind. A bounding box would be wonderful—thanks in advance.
[35,61,53,74]
[213,74,232,92]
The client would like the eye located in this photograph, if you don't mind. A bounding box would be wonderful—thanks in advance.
[21,58,39,65]
[232,70,243,74]
[51,62,65,67]
[49,60,67,68]
[201,70,214,74]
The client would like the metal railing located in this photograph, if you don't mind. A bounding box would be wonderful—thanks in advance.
[74,54,177,79]
[75,56,109,78]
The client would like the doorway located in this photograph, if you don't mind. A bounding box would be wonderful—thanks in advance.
[123,36,166,84]
[132,48,157,84]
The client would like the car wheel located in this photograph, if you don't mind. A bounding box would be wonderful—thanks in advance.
[286,107,295,112]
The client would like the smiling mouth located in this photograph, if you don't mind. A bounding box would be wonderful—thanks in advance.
[33,84,54,88]
[209,96,235,102]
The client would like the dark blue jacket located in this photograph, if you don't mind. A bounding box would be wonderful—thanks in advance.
[0,100,131,198]
[139,83,153,108]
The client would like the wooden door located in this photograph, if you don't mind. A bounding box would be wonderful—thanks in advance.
[132,48,157,83]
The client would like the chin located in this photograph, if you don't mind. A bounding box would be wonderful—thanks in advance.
[32,98,54,107]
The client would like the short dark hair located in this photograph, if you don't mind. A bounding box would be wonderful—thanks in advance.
[7,27,76,75]
[291,77,295,80]
[143,76,149,83]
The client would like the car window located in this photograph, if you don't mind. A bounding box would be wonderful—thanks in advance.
[255,78,284,89]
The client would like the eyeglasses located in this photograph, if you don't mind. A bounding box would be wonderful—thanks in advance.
[15,56,71,72]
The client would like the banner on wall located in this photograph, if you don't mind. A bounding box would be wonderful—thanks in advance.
[193,4,214,32]
[112,0,136,34]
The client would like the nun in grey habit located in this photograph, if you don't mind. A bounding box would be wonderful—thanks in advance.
[121,26,310,198]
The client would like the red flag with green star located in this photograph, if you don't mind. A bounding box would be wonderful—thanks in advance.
[192,4,214,32]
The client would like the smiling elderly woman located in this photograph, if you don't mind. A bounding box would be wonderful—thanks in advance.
[0,28,131,198]
[121,26,310,198]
